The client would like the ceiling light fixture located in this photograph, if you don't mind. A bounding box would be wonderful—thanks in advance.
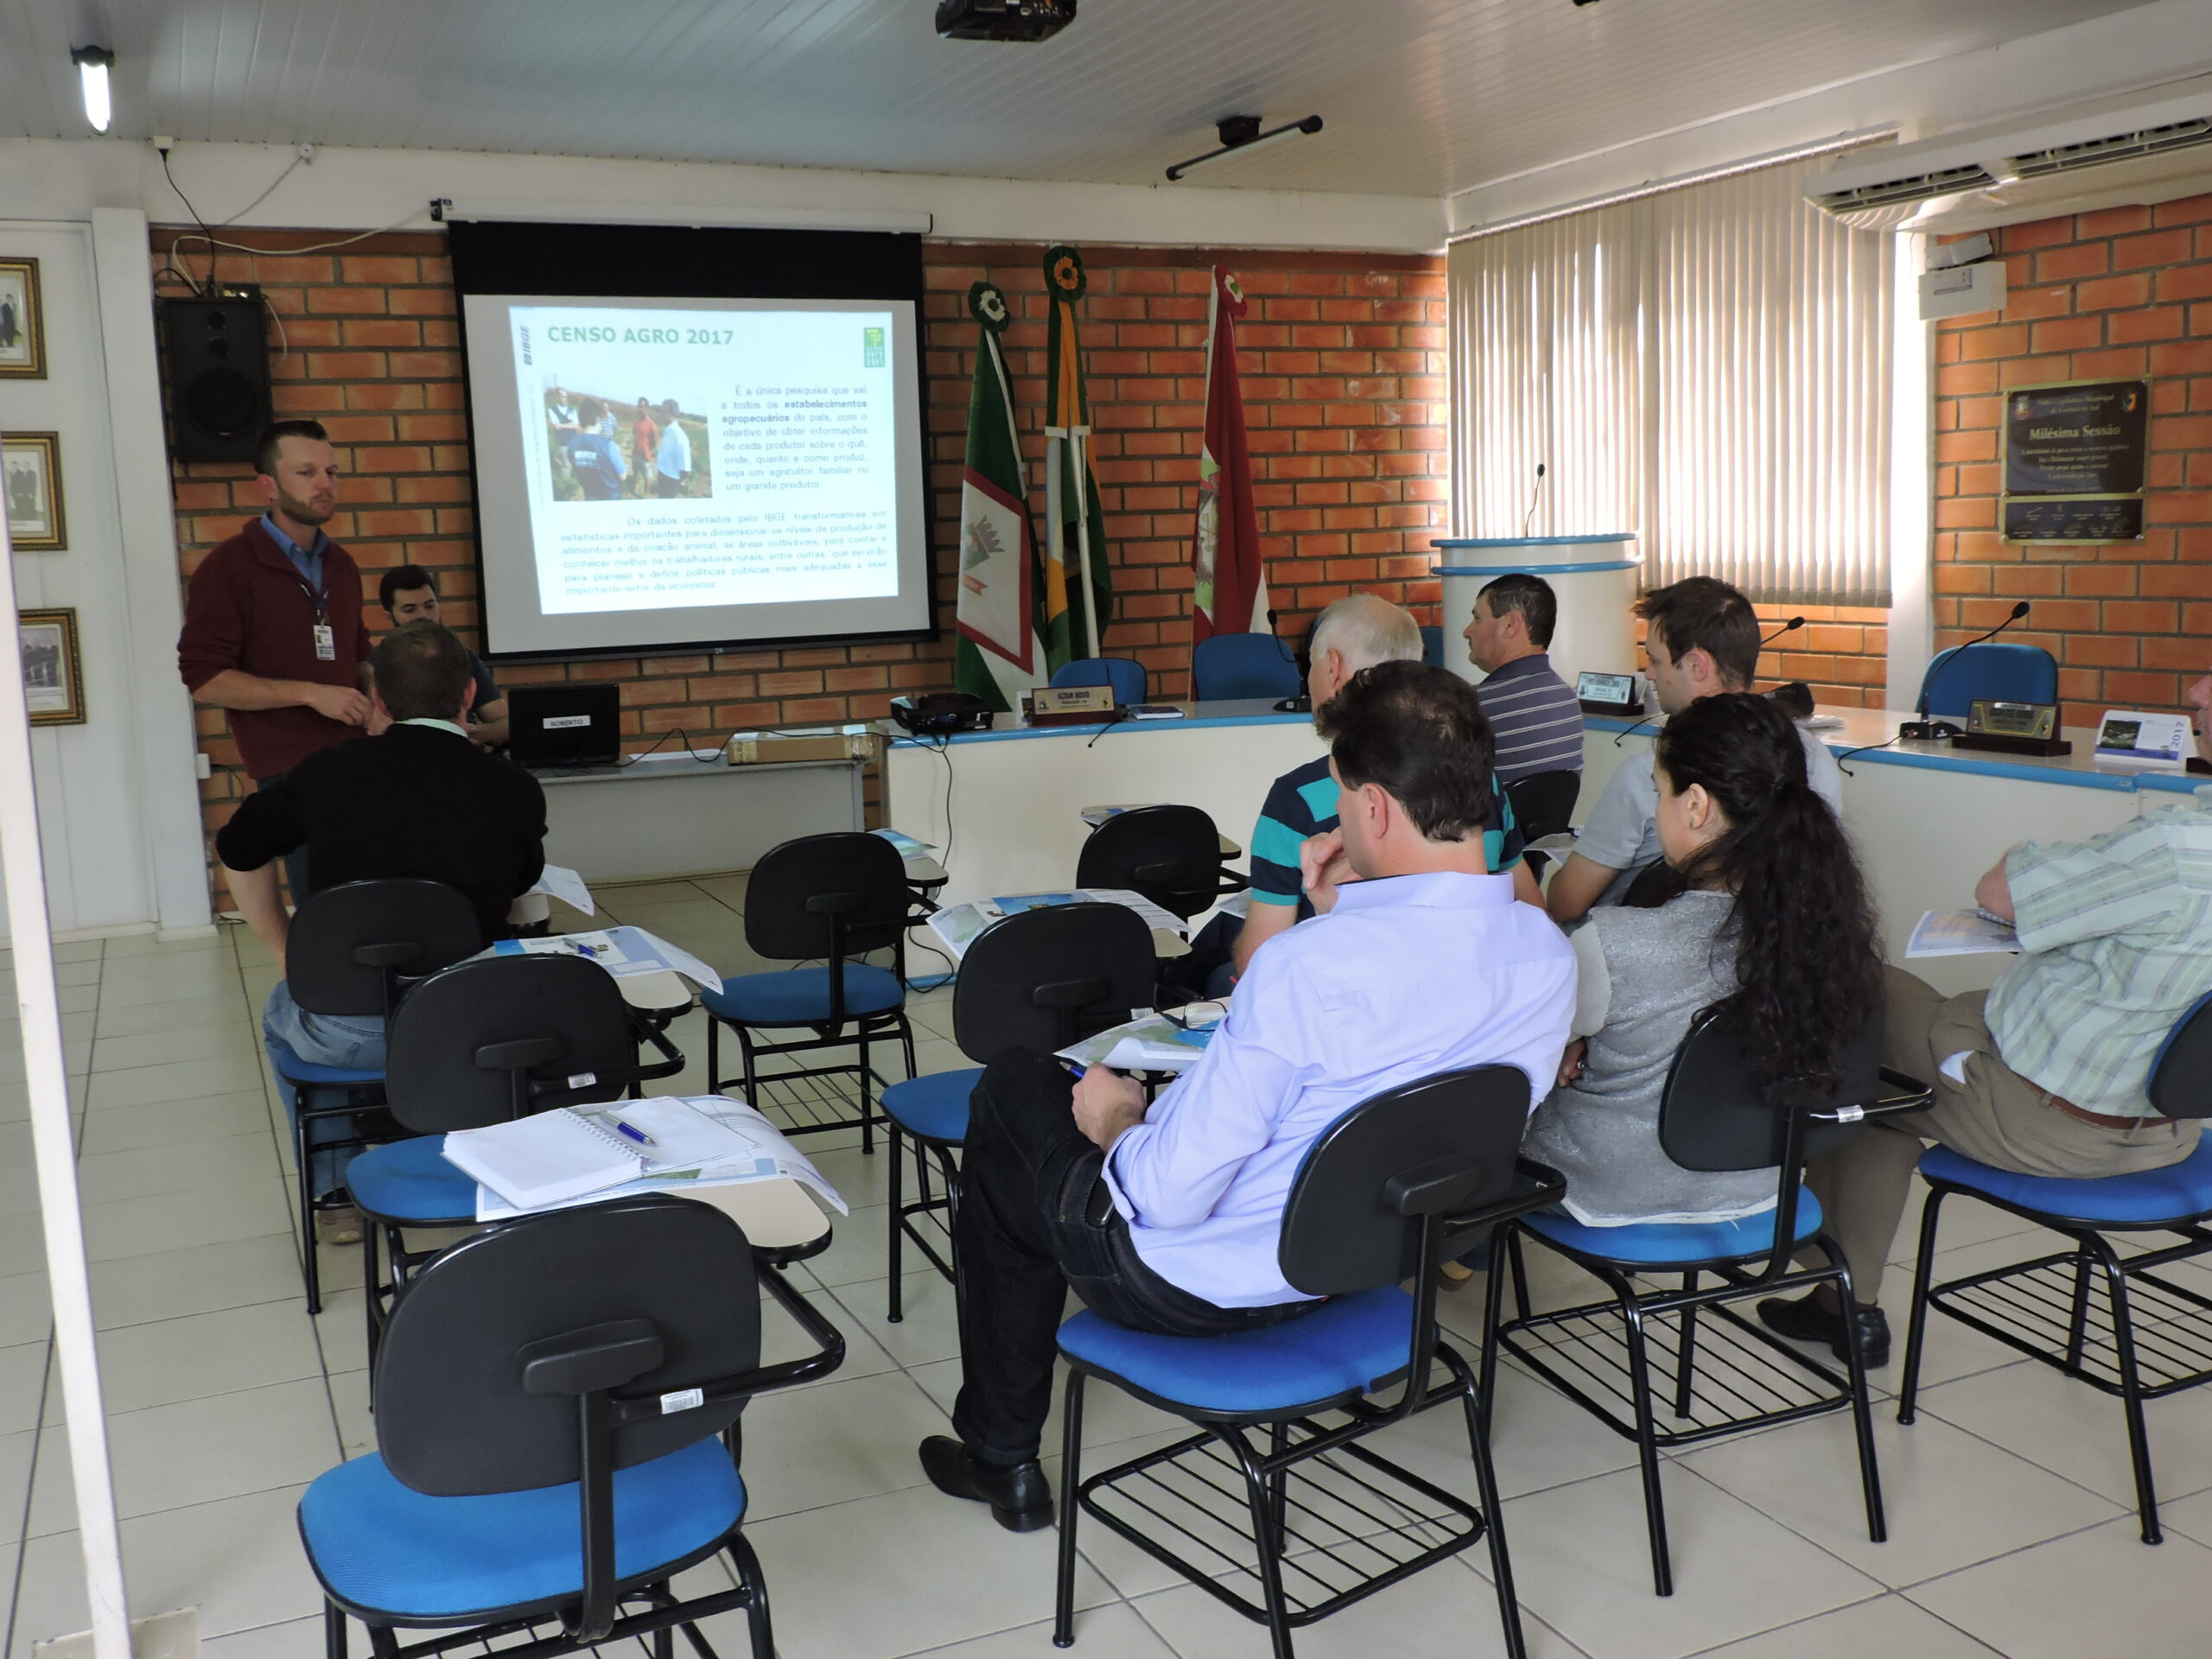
[1165,114,1323,183]
[71,45,114,133]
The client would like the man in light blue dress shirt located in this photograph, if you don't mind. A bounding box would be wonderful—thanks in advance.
[920,662,1579,1530]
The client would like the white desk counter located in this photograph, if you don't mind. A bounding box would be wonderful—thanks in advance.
[537,751,864,885]
[1584,707,2204,996]
[880,701,1323,908]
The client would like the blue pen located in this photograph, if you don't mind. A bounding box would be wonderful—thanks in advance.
[610,1118,655,1148]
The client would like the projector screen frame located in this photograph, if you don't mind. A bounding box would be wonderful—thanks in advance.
[447,218,939,664]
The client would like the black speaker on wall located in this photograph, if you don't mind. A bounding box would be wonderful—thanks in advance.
[161,292,270,463]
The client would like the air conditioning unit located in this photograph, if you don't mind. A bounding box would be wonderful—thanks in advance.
[1810,77,2212,234]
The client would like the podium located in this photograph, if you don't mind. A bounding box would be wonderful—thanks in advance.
[1432,534,1641,689]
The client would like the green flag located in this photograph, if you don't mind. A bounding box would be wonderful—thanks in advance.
[953,282,1046,712]
[1042,245,1112,670]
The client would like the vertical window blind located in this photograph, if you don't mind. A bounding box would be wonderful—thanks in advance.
[1449,151,1893,606]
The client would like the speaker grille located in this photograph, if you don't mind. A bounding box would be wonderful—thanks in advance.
[185,365,265,440]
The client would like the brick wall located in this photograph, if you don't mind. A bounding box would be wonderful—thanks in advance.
[1932,192,2212,728]
[156,228,1446,898]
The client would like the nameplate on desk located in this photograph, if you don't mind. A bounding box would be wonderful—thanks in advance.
[1951,698,2071,758]
[1575,670,1643,717]
[1024,684,1119,726]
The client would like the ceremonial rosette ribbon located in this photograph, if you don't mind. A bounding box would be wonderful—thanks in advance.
[1045,245,1088,302]
[969,280,1011,334]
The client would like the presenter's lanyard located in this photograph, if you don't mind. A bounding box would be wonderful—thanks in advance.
[287,562,337,663]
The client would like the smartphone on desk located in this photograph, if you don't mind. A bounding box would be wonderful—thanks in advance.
[1128,704,1186,720]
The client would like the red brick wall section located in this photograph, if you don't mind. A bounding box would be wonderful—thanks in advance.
[1932,193,2212,728]
[156,229,1446,901]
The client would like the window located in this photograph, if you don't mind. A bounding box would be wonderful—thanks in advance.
[1449,149,1894,606]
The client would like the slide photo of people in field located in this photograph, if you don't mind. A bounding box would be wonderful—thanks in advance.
[543,390,712,504]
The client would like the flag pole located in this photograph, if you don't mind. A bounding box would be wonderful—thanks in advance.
[1071,428,1101,661]
[0,512,133,1659]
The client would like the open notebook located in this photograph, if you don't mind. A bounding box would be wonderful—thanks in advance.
[442,1096,764,1211]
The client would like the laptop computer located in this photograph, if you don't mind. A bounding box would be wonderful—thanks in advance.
[506,683,621,769]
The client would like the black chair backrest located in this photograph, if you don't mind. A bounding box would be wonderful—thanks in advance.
[1506,769,1580,842]
[1656,1004,1883,1173]
[1074,804,1224,920]
[2149,990,2212,1120]
[1278,1065,1534,1298]
[743,832,912,963]
[285,879,484,1019]
[374,1195,759,1496]
[952,903,1158,1061]
[383,954,639,1132]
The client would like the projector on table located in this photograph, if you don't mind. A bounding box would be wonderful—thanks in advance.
[935,0,1077,42]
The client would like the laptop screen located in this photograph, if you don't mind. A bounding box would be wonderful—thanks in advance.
[507,683,621,768]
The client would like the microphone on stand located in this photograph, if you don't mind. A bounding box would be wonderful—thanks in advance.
[1758,617,1811,719]
[1521,463,1547,537]
[1900,601,2031,741]
[1267,608,1312,714]
[1760,615,1806,648]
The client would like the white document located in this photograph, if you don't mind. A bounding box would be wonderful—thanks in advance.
[926,888,1187,962]
[462,1094,849,1222]
[490,925,724,994]
[1525,831,1580,855]
[1905,909,2021,959]
[1058,1002,1227,1072]
[525,864,597,915]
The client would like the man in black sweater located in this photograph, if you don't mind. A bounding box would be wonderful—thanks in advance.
[217,621,547,1238]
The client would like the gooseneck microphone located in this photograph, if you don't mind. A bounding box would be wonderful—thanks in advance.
[1900,601,2031,741]
[1759,615,1806,648]
[1522,462,1547,537]
[1266,607,1312,714]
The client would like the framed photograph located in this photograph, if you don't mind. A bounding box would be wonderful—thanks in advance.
[19,608,85,726]
[2,433,65,550]
[0,258,44,379]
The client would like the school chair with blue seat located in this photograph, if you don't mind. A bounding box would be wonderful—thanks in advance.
[346,951,686,1371]
[880,901,1156,1321]
[1916,640,2058,720]
[1897,990,2212,1544]
[1489,1008,1931,1596]
[1074,804,1250,925]
[705,831,919,1149]
[297,1192,845,1659]
[1052,656,1148,706]
[1052,1065,1564,1659]
[272,879,483,1314]
[1192,632,1302,702]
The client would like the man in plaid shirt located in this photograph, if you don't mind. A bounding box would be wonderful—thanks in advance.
[1761,668,2212,1369]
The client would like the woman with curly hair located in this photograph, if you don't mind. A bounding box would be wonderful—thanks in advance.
[1522,691,1886,1240]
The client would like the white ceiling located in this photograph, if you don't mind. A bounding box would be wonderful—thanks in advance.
[0,0,2163,200]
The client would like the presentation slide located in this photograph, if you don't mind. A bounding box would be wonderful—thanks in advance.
[461,293,929,658]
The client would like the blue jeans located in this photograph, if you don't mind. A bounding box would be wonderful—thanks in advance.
[264,981,385,1201]
[251,771,313,908]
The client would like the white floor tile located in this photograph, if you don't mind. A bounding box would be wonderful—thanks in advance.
[76,1093,275,1158]
[1364,1361,1643,1503]
[49,1303,322,1421]
[195,1615,323,1659]
[84,1055,271,1111]
[12,1484,323,1649]
[78,1177,294,1263]
[738,1368,949,1520]
[741,1484,1116,1659]
[0,1427,33,1543]
[1687,1592,1999,1658]
[898,1603,1181,1659]
[74,1134,282,1206]
[87,992,251,1041]
[90,1024,262,1074]
[1678,1404,2122,1587]
[0,1343,46,1436]
[1905,1514,2212,1658]
[1912,1358,2212,1509]
[86,1235,303,1332]
[825,1269,963,1368]
[0,1276,50,1351]
[1486,1465,1883,1659]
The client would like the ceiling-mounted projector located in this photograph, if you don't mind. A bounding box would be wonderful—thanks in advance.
[935,0,1076,42]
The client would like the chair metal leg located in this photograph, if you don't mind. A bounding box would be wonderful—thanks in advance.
[1265,1422,1292,1557]
[323,1600,346,1659]
[362,1224,382,1380]
[1897,1185,1948,1425]
[2063,1242,2097,1375]
[1620,1300,1674,1596]
[1227,1427,1299,1659]
[857,1031,875,1154]
[887,1126,906,1323]
[1053,1370,1087,1649]
[727,1533,776,1659]
[1672,1271,1700,1419]
[1830,1252,1887,1544]
[296,1108,322,1315]
[706,1017,721,1093]
[740,1027,760,1114]
[2096,1240,2164,1543]
[1478,1225,1513,1445]
[1447,1340,1530,1659]
[1508,1229,1534,1322]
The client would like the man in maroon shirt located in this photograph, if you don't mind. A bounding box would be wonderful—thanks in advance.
[178,419,375,898]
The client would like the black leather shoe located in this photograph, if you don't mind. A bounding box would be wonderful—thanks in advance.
[918,1435,1053,1532]
[1757,1293,1891,1369]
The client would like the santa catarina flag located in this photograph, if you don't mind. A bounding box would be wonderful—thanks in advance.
[1042,245,1112,671]
[1192,267,1268,645]
[953,281,1045,712]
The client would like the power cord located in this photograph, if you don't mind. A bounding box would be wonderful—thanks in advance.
[1611,716,1657,747]
[619,726,725,768]
[1833,735,1899,779]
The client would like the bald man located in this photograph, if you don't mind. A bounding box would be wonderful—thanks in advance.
[1194,594,1541,992]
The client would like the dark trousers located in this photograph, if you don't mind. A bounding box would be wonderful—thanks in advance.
[253,771,312,911]
[950,1050,1306,1464]
[652,474,684,498]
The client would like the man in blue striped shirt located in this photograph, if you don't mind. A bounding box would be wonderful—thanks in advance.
[1464,572,1585,785]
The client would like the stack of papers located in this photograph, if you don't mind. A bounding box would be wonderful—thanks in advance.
[444,1094,849,1223]
[1905,910,2021,958]
[874,828,936,859]
[487,925,724,993]
[1058,1002,1227,1072]
[926,888,1188,961]
[1078,804,1154,827]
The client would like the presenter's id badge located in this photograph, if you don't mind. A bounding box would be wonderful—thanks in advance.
[312,623,336,662]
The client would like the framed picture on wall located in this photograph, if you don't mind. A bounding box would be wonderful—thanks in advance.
[19,608,85,726]
[0,258,44,378]
[2,432,66,550]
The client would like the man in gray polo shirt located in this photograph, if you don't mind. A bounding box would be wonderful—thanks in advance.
[1464,571,1584,786]
[1548,576,1842,923]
